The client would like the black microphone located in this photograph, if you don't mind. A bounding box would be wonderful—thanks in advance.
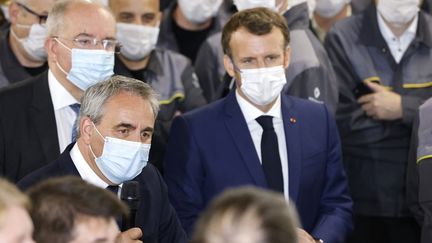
[120,181,140,231]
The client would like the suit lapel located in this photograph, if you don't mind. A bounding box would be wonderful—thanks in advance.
[223,92,267,187]
[30,72,60,162]
[58,143,80,175]
[281,95,301,203]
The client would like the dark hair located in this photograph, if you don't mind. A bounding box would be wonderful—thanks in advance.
[221,7,290,57]
[191,187,299,243]
[27,176,128,243]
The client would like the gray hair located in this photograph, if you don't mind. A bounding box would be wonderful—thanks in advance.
[77,75,159,136]
[46,0,112,37]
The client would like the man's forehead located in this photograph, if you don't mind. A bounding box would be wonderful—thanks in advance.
[112,0,159,12]
[63,5,115,37]
[27,0,57,12]
[230,27,285,50]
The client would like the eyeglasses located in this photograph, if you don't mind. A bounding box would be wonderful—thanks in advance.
[55,36,121,52]
[16,2,48,25]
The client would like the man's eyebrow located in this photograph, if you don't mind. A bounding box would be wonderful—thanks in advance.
[75,33,94,38]
[114,123,135,129]
[74,33,116,41]
[142,127,154,133]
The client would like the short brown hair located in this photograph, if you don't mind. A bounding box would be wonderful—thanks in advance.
[191,187,299,243]
[221,7,290,57]
[27,176,128,243]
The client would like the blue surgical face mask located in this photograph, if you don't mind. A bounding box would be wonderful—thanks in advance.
[55,38,114,90]
[89,123,151,184]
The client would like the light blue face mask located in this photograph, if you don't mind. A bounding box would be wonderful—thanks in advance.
[55,38,114,90]
[89,123,151,184]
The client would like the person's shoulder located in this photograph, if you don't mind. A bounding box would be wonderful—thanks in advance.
[182,97,226,120]
[155,48,191,65]
[0,72,46,100]
[328,13,363,38]
[0,74,46,115]
[282,95,330,118]
[134,163,165,194]
[17,158,63,191]
[205,31,222,44]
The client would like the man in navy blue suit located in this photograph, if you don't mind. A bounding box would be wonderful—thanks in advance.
[164,7,352,243]
[19,75,187,243]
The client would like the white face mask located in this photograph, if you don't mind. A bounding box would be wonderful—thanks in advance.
[116,23,160,61]
[90,123,151,185]
[177,0,223,24]
[315,0,350,18]
[239,65,287,106]
[233,0,277,11]
[10,24,48,61]
[377,0,419,27]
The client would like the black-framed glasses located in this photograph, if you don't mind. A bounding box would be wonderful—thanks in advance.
[16,2,48,25]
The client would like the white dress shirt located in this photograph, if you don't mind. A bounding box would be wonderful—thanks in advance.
[48,70,80,153]
[236,91,289,200]
[377,12,418,63]
[70,143,122,195]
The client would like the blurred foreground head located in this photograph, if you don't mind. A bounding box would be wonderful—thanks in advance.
[0,178,34,243]
[27,176,127,243]
[191,186,299,243]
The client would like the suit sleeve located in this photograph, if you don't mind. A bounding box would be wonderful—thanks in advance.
[153,166,188,243]
[311,106,353,243]
[164,115,204,236]
[284,64,338,115]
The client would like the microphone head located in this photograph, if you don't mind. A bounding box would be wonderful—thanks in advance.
[120,181,140,210]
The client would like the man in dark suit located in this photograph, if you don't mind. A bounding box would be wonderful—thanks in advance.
[19,75,187,243]
[0,0,117,182]
[164,8,353,243]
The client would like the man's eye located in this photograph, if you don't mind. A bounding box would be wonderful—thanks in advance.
[77,39,91,45]
[142,132,151,139]
[119,129,129,135]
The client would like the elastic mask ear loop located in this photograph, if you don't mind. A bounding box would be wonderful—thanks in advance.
[9,27,23,43]
[88,122,105,160]
[54,37,72,51]
[15,23,32,29]
[230,57,242,73]
[53,37,72,76]
[91,122,105,141]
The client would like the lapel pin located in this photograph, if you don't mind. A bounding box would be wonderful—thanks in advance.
[290,117,297,123]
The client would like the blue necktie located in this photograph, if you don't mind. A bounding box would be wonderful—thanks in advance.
[70,103,81,142]
[256,115,284,193]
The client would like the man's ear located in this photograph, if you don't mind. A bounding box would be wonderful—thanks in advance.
[45,37,58,62]
[223,54,235,77]
[283,46,291,69]
[8,2,19,24]
[80,117,94,145]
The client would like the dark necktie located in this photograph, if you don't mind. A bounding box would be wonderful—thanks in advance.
[106,185,120,195]
[69,103,81,142]
[256,115,284,193]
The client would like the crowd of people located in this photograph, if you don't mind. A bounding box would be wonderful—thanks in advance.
[0,0,431,243]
